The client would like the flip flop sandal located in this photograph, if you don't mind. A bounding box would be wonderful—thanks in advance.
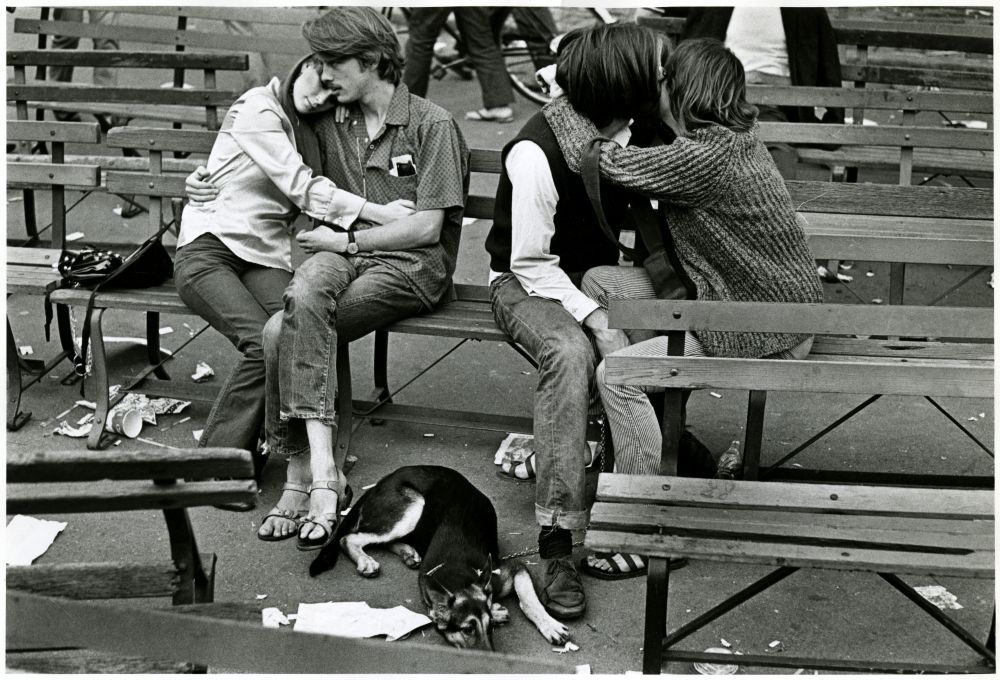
[296,481,354,552]
[465,108,514,123]
[496,448,598,483]
[257,483,309,542]
[579,552,688,580]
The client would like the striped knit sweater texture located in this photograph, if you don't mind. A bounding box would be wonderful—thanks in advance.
[543,96,824,359]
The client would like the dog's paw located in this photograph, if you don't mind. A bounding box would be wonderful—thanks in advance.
[537,616,570,645]
[392,543,422,569]
[356,555,381,578]
[490,602,510,625]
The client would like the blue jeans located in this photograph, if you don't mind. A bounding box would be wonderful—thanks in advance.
[173,233,291,455]
[490,272,596,531]
[263,252,427,456]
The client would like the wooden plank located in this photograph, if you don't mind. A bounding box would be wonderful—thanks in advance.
[50,286,192,312]
[454,284,492,302]
[9,153,203,174]
[15,18,308,57]
[584,529,993,577]
[8,85,238,107]
[7,162,100,187]
[106,172,188,198]
[811,336,994,362]
[7,448,253,483]
[594,476,994,519]
[6,591,573,674]
[6,479,257,515]
[92,5,325,25]
[747,85,993,113]
[469,147,502,174]
[7,120,101,144]
[846,63,992,91]
[6,563,177,599]
[6,649,193,674]
[758,123,992,151]
[604,353,993,398]
[7,49,248,70]
[383,316,510,341]
[797,147,993,178]
[352,400,533,435]
[786,181,992,220]
[107,127,217,153]
[588,504,995,550]
[23,102,215,127]
[608,300,994,338]
[7,247,61,266]
[464,194,496,221]
[833,20,993,54]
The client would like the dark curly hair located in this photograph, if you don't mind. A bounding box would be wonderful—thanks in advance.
[302,6,403,85]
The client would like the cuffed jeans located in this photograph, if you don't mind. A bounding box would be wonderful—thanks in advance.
[263,252,426,457]
[403,7,514,109]
[489,272,596,531]
[173,233,291,454]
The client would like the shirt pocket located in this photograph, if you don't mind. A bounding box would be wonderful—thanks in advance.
[384,173,418,203]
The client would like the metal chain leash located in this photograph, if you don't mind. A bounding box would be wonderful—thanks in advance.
[500,417,608,561]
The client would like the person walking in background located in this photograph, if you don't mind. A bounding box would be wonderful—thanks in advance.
[403,7,515,123]
[48,8,121,128]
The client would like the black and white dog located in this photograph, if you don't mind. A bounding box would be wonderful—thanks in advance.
[309,465,569,650]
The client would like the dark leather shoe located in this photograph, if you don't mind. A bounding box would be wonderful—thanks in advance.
[541,556,586,619]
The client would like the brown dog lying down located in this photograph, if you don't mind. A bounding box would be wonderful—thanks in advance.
[309,465,570,651]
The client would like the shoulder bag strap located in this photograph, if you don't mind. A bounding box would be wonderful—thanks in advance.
[581,138,637,261]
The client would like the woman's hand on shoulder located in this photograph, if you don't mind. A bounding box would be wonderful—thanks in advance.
[185,166,218,203]
[334,105,350,124]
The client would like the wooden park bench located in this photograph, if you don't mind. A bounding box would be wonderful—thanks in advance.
[6,120,101,430]
[587,474,995,674]
[638,16,993,92]
[6,446,257,673]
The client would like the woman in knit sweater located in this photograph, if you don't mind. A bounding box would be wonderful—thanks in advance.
[543,38,823,579]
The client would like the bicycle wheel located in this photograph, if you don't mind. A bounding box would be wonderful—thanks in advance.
[501,7,619,106]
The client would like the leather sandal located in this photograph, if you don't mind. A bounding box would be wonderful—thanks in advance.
[257,483,309,543]
[296,479,353,552]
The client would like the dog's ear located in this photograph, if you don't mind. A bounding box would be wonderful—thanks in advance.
[423,575,456,630]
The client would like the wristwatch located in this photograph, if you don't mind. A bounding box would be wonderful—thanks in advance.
[346,230,359,255]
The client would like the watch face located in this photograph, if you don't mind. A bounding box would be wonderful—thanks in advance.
[347,242,359,254]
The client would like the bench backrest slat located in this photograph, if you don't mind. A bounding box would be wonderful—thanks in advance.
[758,122,992,151]
[596,475,994,519]
[7,448,254,483]
[106,127,217,153]
[6,49,248,71]
[8,162,101,188]
[608,301,993,339]
[786,181,992,219]
[91,5,322,26]
[106,172,187,197]
[7,120,102,144]
[9,85,239,107]
[15,18,306,57]
[747,85,993,114]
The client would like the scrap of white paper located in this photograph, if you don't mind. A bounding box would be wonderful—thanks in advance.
[6,515,68,565]
[261,607,290,628]
[293,601,431,641]
[914,585,963,610]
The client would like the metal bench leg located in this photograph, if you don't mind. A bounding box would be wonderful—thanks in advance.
[742,390,767,480]
[55,303,82,385]
[161,503,214,605]
[6,317,31,431]
[658,389,684,476]
[644,556,670,675]
[335,343,355,474]
[368,330,392,426]
[146,312,171,380]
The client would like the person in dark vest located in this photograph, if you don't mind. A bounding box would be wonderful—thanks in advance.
[484,23,666,620]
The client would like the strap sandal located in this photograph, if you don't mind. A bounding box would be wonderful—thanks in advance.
[579,552,688,580]
[496,446,598,483]
[296,479,354,552]
[465,107,514,124]
[257,483,309,543]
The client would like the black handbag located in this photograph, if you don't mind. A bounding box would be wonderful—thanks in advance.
[581,137,694,301]
[57,225,174,379]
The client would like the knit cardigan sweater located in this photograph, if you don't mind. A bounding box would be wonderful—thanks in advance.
[543,96,823,359]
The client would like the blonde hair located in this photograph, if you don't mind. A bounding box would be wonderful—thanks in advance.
[665,38,758,137]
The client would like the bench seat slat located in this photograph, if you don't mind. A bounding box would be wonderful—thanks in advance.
[50,286,190,312]
[589,504,995,550]
[584,528,994,578]
[604,353,993,398]
[7,448,253,483]
[7,479,257,515]
[7,562,178,599]
[4,648,194,674]
[595,475,994,518]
